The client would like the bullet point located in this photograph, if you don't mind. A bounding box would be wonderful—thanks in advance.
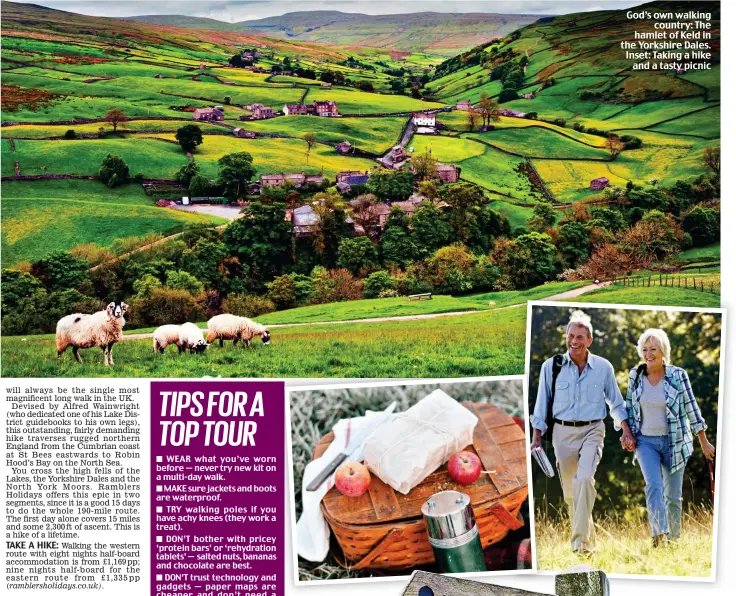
[156,536,163,543]
[156,575,163,581]
[156,485,163,492]
[156,456,163,463]
[156,506,163,513]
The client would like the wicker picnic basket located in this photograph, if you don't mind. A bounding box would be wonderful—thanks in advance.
[311,401,528,570]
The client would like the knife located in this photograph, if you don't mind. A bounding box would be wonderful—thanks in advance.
[305,401,397,492]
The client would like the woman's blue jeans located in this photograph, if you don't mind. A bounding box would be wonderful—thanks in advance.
[635,434,685,538]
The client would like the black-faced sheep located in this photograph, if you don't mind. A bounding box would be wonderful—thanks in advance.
[153,325,181,353]
[206,314,271,348]
[178,322,209,354]
[56,301,128,366]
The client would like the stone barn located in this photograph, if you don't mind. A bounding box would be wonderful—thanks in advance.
[589,177,610,190]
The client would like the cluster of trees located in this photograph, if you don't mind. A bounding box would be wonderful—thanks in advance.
[489,50,526,103]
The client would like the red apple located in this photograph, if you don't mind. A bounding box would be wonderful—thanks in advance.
[448,451,482,485]
[334,462,371,497]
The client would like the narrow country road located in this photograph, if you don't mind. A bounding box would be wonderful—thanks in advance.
[119,281,611,342]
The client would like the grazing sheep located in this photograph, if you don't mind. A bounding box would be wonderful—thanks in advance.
[153,324,182,353]
[178,322,209,354]
[56,301,128,366]
[207,314,271,348]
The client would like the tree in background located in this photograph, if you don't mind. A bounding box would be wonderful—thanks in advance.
[466,109,478,132]
[703,146,720,177]
[493,232,557,288]
[216,151,256,200]
[336,237,378,275]
[303,132,317,165]
[30,251,89,293]
[477,93,501,128]
[175,162,200,186]
[557,222,591,268]
[105,108,128,132]
[366,168,414,202]
[440,182,486,243]
[527,203,557,232]
[411,150,438,182]
[411,203,452,258]
[188,175,211,198]
[176,124,204,154]
[381,207,417,268]
[682,206,720,247]
[605,135,625,160]
[165,270,204,296]
[99,153,129,188]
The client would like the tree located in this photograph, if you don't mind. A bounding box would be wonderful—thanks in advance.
[216,152,257,199]
[628,186,669,212]
[380,208,417,268]
[605,135,625,160]
[498,88,519,103]
[64,129,76,140]
[176,124,204,154]
[466,109,478,132]
[132,273,163,298]
[703,146,720,177]
[411,203,452,258]
[175,162,200,186]
[621,211,684,267]
[682,207,719,247]
[418,179,441,205]
[440,182,486,243]
[229,54,243,67]
[180,238,231,292]
[99,153,129,188]
[224,95,231,105]
[557,222,591,268]
[336,237,378,275]
[423,245,475,294]
[477,93,501,128]
[390,78,405,94]
[105,108,128,132]
[266,275,298,309]
[366,169,414,202]
[411,150,438,182]
[303,132,317,165]
[350,193,380,238]
[589,207,626,233]
[312,198,352,268]
[493,232,557,288]
[527,203,556,232]
[166,270,204,295]
[30,251,90,293]
[223,202,292,281]
[189,175,211,197]
[363,271,395,298]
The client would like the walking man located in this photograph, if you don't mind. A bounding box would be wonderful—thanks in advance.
[531,310,635,553]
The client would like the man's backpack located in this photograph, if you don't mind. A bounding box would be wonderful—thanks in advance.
[543,354,565,442]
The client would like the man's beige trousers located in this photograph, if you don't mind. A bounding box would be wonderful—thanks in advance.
[552,421,606,551]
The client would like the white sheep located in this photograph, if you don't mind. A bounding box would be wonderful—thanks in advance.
[153,324,181,353]
[178,322,209,354]
[207,313,271,348]
[56,301,128,366]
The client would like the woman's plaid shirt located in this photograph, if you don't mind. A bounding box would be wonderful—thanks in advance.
[625,365,707,474]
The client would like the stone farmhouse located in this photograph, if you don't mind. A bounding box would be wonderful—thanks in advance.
[335,140,353,155]
[498,108,527,118]
[283,101,340,116]
[590,177,610,190]
[456,100,473,110]
[248,104,275,119]
[259,172,324,189]
[436,163,459,183]
[336,170,371,185]
[232,128,256,138]
[193,107,224,122]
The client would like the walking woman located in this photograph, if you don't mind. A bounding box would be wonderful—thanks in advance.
[623,328,716,547]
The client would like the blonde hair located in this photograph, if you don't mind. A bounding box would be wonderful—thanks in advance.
[637,328,671,364]
[566,310,593,338]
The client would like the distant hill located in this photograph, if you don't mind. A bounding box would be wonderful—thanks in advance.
[127,10,541,55]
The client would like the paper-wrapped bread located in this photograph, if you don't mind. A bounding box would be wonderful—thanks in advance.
[363,389,478,494]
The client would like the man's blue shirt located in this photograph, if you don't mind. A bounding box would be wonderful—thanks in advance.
[530,351,627,433]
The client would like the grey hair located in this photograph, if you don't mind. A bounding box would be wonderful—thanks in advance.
[566,310,594,338]
[637,328,671,364]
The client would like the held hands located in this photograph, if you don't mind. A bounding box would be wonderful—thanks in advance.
[620,429,636,452]
[531,429,543,451]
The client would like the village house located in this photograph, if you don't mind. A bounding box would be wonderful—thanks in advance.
[320,82,332,88]
[335,140,353,155]
[249,104,275,119]
[233,128,256,139]
[283,103,313,116]
[523,92,536,99]
[456,100,473,111]
[199,63,206,69]
[412,111,436,127]
[259,172,324,189]
[436,163,459,183]
[349,199,393,229]
[390,145,407,161]
[313,100,339,117]
[590,177,610,190]
[290,205,320,237]
[193,107,224,122]
[336,170,370,185]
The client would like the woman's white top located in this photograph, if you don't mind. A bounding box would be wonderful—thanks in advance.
[640,376,668,436]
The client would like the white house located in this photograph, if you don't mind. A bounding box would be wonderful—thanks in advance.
[412,112,436,127]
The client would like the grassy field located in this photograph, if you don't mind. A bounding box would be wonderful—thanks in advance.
[1,180,226,265]
[677,243,720,263]
[238,115,407,154]
[569,284,721,308]
[305,87,445,114]
[466,128,609,160]
[0,306,528,378]
[1,120,226,138]
[535,506,713,577]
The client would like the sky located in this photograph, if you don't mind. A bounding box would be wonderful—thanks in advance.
[10,0,647,23]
